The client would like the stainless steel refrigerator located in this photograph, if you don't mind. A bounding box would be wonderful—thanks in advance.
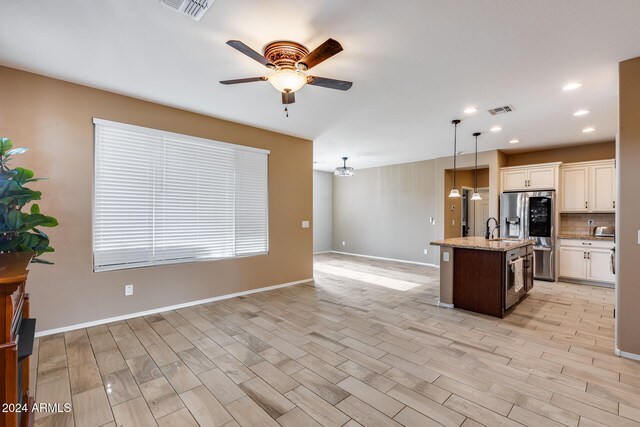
[500,191,555,281]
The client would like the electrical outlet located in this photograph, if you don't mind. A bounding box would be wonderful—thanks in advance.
[125,284,134,296]
[588,219,594,226]
[301,220,310,228]
[443,252,450,262]
[423,249,428,255]
[452,219,455,226]
[342,241,346,246]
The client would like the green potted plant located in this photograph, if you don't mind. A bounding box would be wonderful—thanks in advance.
[0,137,58,270]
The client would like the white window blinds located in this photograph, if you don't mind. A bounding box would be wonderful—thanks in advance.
[93,119,269,272]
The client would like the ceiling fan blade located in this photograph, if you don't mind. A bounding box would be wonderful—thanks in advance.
[219,77,267,85]
[306,76,352,91]
[297,38,343,70]
[282,91,296,104]
[226,40,275,69]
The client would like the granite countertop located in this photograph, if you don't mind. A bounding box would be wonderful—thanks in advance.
[557,233,614,241]
[430,236,534,252]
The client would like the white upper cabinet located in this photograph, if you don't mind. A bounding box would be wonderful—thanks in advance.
[590,163,616,212]
[500,163,560,192]
[528,167,556,190]
[561,166,589,212]
[502,169,529,192]
[560,160,615,213]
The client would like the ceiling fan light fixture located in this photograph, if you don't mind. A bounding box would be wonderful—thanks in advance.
[268,69,307,93]
[335,157,354,177]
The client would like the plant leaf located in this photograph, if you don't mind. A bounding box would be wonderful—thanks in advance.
[0,138,13,156]
[7,210,23,230]
[30,203,40,215]
[5,148,28,156]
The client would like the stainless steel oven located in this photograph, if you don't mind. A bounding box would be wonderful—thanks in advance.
[505,245,534,310]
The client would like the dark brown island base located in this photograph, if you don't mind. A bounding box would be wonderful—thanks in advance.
[431,237,535,318]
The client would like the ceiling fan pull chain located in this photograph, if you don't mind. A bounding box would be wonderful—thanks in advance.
[285,107,289,118]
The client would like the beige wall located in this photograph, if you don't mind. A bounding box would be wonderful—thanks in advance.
[332,160,438,265]
[313,171,333,253]
[0,66,313,332]
[504,141,615,166]
[617,57,640,355]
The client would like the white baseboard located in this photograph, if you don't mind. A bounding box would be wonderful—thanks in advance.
[313,251,332,255]
[438,301,454,309]
[330,251,439,268]
[35,278,313,338]
[615,347,640,361]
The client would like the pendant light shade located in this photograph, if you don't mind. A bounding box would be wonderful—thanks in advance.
[335,156,354,177]
[449,119,461,198]
[471,132,482,201]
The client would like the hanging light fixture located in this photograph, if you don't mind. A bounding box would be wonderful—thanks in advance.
[471,132,482,201]
[449,119,461,198]
[335,157,354,177]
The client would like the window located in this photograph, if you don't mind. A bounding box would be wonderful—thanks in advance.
[93,119,269,272]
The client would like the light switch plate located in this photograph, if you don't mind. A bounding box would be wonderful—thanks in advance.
[423,249,428,255]
[638,229,640,245]
[125,284,134,296]
[443,252,450,262]
[301,220,310,229]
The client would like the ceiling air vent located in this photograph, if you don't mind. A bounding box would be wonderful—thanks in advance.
[160,0,214,21]
[488,105,515,116]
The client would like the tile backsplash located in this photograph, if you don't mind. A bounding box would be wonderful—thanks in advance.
[560,213,615,235]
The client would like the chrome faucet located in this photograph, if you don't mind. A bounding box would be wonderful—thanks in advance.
[485,217,500,239]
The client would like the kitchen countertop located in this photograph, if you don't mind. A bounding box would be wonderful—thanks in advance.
[558,233,614,241]
[430,236,533,252]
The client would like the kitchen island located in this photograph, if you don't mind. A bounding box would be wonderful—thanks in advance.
[431,237,534,318]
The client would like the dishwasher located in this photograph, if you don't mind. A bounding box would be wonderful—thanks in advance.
[505,245,534,310]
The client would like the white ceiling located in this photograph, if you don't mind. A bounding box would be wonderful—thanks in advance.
[1,0,639,171]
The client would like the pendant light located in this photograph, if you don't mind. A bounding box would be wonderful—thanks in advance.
[335,156,354,177]
[448,119,461,198]
[470,132,482,201]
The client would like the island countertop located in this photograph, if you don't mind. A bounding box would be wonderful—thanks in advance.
[430,236,533,252]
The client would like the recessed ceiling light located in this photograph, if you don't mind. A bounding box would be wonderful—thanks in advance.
[490,126,502,132]
[509,139,520,144]
[574,109,590,116]
[563,82,583,91]
[582,127,595,133]
[464,107,478,114]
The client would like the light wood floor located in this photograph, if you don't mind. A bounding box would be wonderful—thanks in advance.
[32,252,640,426]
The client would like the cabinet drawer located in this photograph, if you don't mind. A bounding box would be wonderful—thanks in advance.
[559,239,613,249]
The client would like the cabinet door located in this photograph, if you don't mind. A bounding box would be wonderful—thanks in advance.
[587,248,615,283]
[559,246,587,279]
[561,167,589,212]
[502,170,528,191]
[590,163,615,212]
[528,167,556,190]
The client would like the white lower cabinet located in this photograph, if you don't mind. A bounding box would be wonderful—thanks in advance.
[558,239,615,285]
[559,246,587,278]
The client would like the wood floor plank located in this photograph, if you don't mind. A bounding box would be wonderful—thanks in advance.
[111,396,157,427]
[180,385,233,427]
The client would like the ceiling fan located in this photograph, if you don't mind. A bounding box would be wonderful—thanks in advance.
[220,38,352,112]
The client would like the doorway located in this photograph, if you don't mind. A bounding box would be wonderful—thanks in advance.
[461,187,490,237]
